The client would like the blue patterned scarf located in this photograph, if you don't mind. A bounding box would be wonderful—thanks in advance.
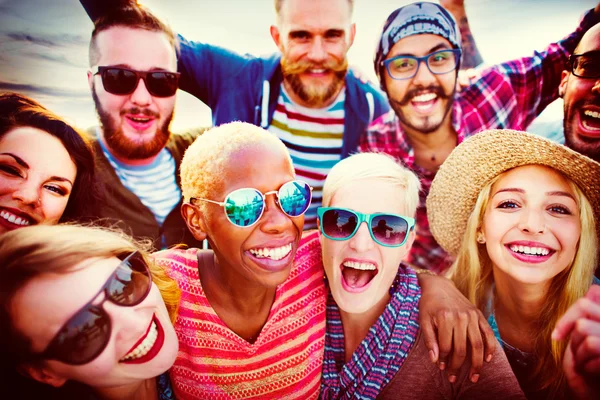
[320,264,421,399]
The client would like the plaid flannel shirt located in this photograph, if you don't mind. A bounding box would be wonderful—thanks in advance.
[360,9,599,273]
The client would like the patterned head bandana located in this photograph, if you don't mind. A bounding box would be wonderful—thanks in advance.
[374,2,461,86]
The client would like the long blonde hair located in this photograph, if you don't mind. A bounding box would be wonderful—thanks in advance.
[448,171,598,391]
[0,224,180,367]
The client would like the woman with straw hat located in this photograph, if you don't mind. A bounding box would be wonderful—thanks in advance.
[427,129,600,399]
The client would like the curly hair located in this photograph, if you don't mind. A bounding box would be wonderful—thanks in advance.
[180,121,293,212]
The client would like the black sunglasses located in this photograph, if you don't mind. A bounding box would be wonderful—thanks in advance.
[94,66,180,97]
[37,251,152,365]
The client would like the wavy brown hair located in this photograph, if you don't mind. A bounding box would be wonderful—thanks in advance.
[0,92,97,222]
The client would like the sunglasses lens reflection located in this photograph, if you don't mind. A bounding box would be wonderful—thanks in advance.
[108,254,151,306]
[225,188,265,227]
[101,68,179,97]
[102,68,138,95]
[322,209,358,239]
[52,307,111,365]
[279,181,311,217]
[370,215,409,246]
[147,72,179,97]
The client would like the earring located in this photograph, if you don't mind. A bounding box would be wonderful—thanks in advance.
[476,232,486,244]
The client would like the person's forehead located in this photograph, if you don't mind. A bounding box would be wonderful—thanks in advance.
[576,24,600,54]
[94,26,176,70]
[386,33,453,59]
[279,0,352,30]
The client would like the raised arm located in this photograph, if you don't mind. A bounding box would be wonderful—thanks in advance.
[440,0,483,69]
[491,5,600,128]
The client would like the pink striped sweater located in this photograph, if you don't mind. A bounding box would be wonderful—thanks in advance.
[153,231,326,399]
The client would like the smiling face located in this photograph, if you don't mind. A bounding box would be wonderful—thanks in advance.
[383,34,457,135]
[560,25,600,162]
[481,165,582,286]
[10,256,178,388]
[199,142,303,289]
[320,179,414,314]
[89,26,177,161]
[0,127,76,234]
[271,0,355,108]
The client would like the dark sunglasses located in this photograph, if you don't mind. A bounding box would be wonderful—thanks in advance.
[191,180,313,227]
[317,207,415,247]
[38,251,152,365]
[93,66,180,97]
[569,51,600,79]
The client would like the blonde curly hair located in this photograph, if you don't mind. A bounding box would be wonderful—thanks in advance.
[180,122,292,211]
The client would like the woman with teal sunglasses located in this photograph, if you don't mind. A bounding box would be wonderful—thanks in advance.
[318,152,524,399]
[152,122,505,399]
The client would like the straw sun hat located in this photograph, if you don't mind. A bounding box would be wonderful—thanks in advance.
[427,129,600,257]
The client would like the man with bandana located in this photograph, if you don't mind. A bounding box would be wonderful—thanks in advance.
[361,1,600,273]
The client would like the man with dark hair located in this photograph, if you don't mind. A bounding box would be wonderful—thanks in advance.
[82,0,390,229]
[560,23,600,162]
[361,1,600,273]
[86,5,202,249]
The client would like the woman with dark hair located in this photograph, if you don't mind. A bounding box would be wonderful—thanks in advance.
[0,92,96,232]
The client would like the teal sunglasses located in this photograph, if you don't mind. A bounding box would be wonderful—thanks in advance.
[317,207,415,247]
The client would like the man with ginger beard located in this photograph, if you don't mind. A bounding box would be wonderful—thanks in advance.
[361,2,600,273]
[81,0,390,229]
[85,5,203,250]
[560,23,600,162]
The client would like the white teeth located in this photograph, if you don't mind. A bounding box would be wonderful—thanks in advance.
[248,243,293,260]
[342,261,376,271]
[120,321,158,362]
[130,117,150,122]
[509,245,550,256]
[584,110,600,119]
[0,210,30,226]
[309,69,326,73]
[412,92,437,102]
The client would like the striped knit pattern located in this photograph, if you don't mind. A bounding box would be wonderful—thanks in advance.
[321,265,421,399]
[269,86,345,229]
[98,138,181,225]
[153,231,326,400]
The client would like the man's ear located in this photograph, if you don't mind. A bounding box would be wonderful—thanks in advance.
[18,364,67,388]
[87,70,94,91]
[270,25,283,51]
[558,70,569,98]
[348,23,356,47]
[181,203,208,241]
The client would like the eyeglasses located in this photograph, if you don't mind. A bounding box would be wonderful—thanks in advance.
[381,49,462,80]
[569,51,600,79]
[191,180,313,228]
[317,207,415,247]
[38,251,152,365]
[93,66,180,97]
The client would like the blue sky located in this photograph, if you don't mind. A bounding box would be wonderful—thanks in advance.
[0,0,596,133]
